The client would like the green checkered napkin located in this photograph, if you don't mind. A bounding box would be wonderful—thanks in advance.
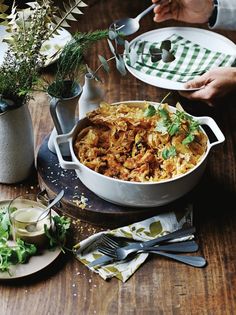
[74,204,193,282]
[126,34,236,82]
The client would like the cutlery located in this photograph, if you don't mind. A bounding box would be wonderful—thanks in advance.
[88,226,197,267]
[89,244,206,268]
[84,226,195,256]
[110,3,157,36]
[92,248,206,268]
[106,226,196,251]
[25,190,64,232]
[98,240,203,262]
[99,240,199,255]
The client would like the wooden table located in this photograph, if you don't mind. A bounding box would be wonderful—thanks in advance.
[1,1,236,314]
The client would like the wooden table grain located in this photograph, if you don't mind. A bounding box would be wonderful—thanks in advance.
[1,1,236,314]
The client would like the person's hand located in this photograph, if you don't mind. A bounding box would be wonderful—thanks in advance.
[152,0,214,24]
[179,67,236,106]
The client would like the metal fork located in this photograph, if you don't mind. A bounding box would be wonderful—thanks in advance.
[99,234,199,253]
[98,244,206,267]
[98,226,196,255]
[98,236,206,268]
[96,228,206,268]
[82,226,196,256]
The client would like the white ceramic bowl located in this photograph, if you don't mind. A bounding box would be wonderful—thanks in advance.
[54,101,225,208]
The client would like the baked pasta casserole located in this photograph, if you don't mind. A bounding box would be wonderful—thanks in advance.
[73,102,208,182]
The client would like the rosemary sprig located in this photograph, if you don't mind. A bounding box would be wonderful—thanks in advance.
[48,30,109,98]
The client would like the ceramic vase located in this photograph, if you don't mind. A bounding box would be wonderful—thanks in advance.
[78,73,104,119]
[48,81,82,156]
[0,102,34,184]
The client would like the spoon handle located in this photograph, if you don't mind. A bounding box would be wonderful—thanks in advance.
[136,3,157,21]
[37,189,64,221]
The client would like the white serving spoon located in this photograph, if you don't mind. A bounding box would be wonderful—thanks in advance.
[110,3,157,36]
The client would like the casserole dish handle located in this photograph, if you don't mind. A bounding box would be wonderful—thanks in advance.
[54,133,80,170]
[197,116,225,148]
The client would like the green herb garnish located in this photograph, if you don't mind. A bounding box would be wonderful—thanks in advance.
[155,105,200,145]
[144,104,157,117]
[0,205,30,273]
[0,206,15,243]
[162,146,177,160]
[167,121,181,136]
[176,110,200,145]
[44,215,71,252]
[158,107,170,121]
[155,120,167,134]
[182,134,195,145]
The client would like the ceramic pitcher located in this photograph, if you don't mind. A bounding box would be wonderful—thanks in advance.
[0,101,34,184]
[78,73,104,119]
[48,81,82,156]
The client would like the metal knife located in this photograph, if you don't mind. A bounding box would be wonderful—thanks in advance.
[88,255,115,268]
[88,226,196,267]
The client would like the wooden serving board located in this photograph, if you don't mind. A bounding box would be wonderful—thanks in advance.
[37,136,190,228]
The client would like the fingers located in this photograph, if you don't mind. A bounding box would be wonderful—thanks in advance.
[154,12,173,23]
[180,79,217,106]
[184,73,209,89]
[153,0,173,22]
[179,89,214,106]
[179,73,214,105]
[153,0,171,12]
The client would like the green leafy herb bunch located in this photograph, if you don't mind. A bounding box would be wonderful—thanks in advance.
[0,0,88,108]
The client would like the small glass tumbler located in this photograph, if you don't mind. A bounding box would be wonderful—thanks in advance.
[8,194,52,248]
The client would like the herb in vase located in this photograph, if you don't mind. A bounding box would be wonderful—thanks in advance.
[0,0,88,109]
[47,30,109,98]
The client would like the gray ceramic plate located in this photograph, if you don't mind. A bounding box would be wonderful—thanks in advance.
[0,200,61,280]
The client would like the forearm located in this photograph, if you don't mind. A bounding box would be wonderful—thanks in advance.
[209,0,236,30]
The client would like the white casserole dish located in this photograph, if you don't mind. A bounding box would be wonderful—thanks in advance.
[54,101,225,208]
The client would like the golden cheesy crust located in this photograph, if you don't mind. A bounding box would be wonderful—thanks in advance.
[73,102,208,182]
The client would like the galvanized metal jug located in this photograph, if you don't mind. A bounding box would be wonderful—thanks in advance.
[0,100,34,184]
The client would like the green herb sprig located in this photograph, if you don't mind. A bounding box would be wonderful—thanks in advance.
[48,30,109,98]
[0,0,88,107]
[144,93,200,146]
[162,146,177,160]
[44,215,71,253]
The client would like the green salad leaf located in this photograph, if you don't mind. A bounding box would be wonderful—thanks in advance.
[44,215,71,252]
[0,205,71,273]
[0,239,37,273]
[0,206,12,244]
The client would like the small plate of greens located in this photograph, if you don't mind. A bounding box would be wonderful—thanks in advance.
[0,200,70,280]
